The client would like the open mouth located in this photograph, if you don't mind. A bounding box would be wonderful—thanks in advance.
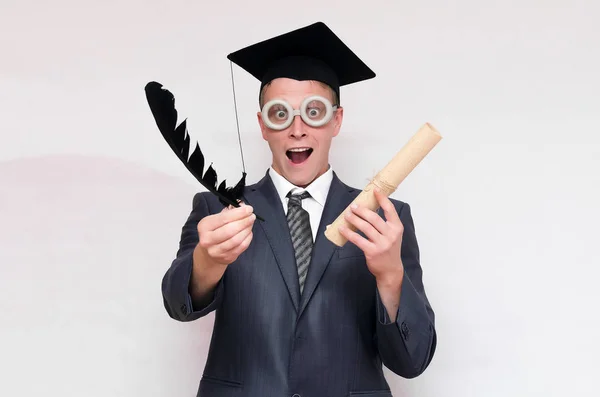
[286,147,313,165]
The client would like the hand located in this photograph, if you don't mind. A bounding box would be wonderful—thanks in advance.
[195,203,256,269]
[339,188,404,286]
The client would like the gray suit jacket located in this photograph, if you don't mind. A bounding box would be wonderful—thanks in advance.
[162,171,436,397]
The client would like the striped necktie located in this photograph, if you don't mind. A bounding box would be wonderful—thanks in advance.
[286,191,313,294]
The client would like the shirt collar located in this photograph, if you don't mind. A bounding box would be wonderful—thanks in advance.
[269,166,333,208]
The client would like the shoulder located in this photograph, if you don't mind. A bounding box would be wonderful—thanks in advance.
[189,191,222,216]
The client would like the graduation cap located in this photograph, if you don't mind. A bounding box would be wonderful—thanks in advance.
[227,22,376,104]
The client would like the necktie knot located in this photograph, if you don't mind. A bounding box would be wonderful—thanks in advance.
[287,191,311,208]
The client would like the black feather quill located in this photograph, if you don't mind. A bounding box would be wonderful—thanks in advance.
[144,81,261,220]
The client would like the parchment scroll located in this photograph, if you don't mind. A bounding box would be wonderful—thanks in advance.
[324,123,442,247]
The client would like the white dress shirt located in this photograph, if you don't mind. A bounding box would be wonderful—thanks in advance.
[269,166,333,242]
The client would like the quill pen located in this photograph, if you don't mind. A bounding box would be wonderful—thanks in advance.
[144,81,263,221]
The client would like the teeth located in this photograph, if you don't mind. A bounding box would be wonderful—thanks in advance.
[288,148,311,152]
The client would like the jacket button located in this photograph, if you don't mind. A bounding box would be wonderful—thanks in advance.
[180,303,188,313]
[292,394,301,397]
[401,322,410,340]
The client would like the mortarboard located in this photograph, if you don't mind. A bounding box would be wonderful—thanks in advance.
[226,22,376,103]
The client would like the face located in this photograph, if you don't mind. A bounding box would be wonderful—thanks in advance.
[257,78,343,188]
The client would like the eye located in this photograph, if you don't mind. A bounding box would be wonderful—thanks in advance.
[307,108,320,118]
[305,99,327,120]
[268,105,288,122]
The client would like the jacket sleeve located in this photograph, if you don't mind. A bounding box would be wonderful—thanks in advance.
[375,202,437,378]
[161,192,225,322]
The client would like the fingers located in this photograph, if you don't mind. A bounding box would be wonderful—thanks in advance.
[343,189,404,244]
[339,224,375,253]
[200,212,256,247]
[374,188,402,227]
[344,204,384,242]
[207,226,254,261]
[234,229,254,256]
[203,204,254,232]
[345,193,389,237]
[194,201,256,267]
[220,229,254,264]
[211,222,254,254]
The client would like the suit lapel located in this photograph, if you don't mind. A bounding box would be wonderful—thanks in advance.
[298,172,357,318]
[243,172,301,312]
[243,171,358,317]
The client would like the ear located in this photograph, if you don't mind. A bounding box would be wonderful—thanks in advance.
[332,106,343,137]
[257,111,268,141]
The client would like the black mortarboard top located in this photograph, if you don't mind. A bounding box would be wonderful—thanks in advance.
[227,22,375,104]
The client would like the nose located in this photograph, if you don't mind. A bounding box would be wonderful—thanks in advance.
[288,114,306,138]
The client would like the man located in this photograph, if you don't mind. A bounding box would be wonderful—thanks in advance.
[161,22,436,397]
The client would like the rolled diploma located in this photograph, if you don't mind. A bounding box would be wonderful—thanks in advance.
[324,123,442,247]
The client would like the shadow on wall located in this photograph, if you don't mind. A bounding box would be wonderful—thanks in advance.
[0,154,215,397]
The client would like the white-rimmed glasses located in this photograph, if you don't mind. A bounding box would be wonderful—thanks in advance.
[261,95,338,131]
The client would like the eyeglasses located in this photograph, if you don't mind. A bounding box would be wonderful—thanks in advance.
[261,95,338,131]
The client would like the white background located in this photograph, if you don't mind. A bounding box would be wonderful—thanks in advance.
[1,0,599,396]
